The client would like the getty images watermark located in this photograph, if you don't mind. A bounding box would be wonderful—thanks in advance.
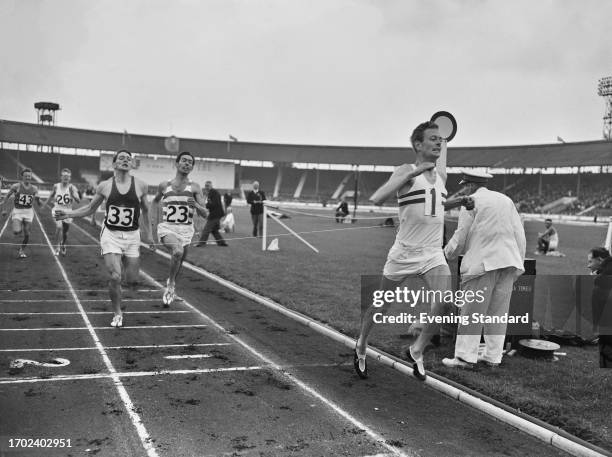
[368,285,530,327]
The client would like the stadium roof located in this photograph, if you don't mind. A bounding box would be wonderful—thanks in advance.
[1,119,611,168]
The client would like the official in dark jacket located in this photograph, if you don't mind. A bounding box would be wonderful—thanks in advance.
[197,181,227,247]
[246,181,266,237]
[335,197,349,223]
[588,247,612,368]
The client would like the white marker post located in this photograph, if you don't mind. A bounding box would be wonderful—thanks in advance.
[262,203,268,251]
[267,212,319,254]
[605,216,612,252]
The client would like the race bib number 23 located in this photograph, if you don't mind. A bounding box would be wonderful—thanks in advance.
[165,204,190,224]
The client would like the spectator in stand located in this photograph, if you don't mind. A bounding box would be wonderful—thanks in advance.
[246,181,266,237]
[335,196,349,223]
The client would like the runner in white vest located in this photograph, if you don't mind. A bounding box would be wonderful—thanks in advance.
[354,120,473,381]
[43,168,81,256]
[152,151,208,306]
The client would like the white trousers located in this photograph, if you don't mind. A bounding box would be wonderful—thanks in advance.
[455,268,516,364]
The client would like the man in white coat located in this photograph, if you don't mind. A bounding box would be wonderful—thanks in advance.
[443,170,526,368]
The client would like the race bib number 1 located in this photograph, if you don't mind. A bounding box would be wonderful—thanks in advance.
[424,188,437,217]
[106,205,135,228]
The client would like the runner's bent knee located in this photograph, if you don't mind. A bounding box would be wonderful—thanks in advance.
[172,247,184,261]
[109,270,122,283]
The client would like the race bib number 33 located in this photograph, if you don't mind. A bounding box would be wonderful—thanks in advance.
[106,205,135,227]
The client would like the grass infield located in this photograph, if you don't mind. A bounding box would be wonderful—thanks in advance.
[186,205,612,450]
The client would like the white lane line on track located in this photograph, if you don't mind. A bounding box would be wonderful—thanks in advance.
[0,289,161,293]
[140,268,414,457]
[0,299,156,302]
[34,214,160,457]
[69,216,413,457]
[0,325,208,331]
[0,366,266,384]
[70,210,608,457]
[0,362,355,385]
[164,354,212,359]
[0,343,232,352]
[0,216,10,238]
[1,311,191,315]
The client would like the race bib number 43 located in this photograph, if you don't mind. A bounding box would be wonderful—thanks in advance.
[18,194,34,206]
[106,205,135,228]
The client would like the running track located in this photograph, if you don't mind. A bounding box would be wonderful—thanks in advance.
[0,209,569,456]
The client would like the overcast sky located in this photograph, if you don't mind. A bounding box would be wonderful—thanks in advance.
[1,0,611,148]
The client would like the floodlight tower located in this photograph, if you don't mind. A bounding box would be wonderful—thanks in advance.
[34,101,61,153]
[34,101,61,160]
[597,77,612,140]
[35,101,60,126]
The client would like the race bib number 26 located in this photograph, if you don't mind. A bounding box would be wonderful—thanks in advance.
[56,194,72,205]
[106,205,135,227]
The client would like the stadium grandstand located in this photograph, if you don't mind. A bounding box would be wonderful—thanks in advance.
[1,119,612,217]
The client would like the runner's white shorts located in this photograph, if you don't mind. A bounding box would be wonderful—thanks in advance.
[157,222,195,247]
[52,207,73,226]
[100,226,140,257]
[11,208,34,223]
[383,242,447,281]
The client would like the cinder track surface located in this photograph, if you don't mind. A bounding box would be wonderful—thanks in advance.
[0,210,568,457]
